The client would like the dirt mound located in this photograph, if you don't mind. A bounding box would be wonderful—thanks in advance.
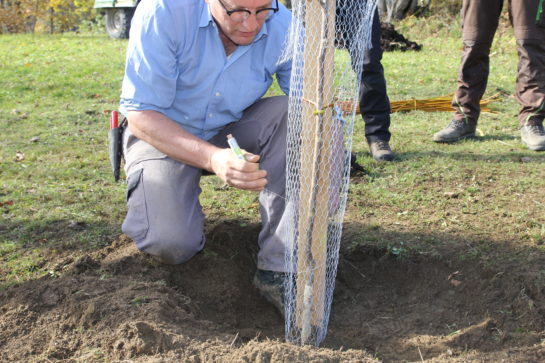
[1,220,544,362]
[381,22,422,52]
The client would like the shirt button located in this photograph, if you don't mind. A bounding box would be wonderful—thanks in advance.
[208,113,213,118]
[215,92,221,97]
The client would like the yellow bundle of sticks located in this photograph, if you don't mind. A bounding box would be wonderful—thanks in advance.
[389,93,500,113]
[333,93,500,115]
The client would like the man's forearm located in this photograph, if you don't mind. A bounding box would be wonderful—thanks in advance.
[126,110,219,172]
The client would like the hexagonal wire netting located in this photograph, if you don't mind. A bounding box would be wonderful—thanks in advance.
[280,0,377,346]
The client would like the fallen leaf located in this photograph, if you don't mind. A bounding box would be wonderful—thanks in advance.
[15,151,25,162]
[447,270,461,280]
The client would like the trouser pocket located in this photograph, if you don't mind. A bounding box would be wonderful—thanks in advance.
[122,168,149,241]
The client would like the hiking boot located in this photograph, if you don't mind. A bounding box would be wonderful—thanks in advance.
[253,269,286,317]
[521,124,545,151]
[433,119,476,143]
[368,140,394,162]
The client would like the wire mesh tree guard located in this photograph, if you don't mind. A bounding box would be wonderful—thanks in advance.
[282,0,377,346]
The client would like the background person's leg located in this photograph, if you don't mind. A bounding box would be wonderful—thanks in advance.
[452,0,503,124]
[359,8,394,161]
[434,0,502,143]
[511,0,545,150]
[336,1,393,161]
[511,0,545,125]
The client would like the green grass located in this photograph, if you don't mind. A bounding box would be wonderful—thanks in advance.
[1,16,544,289]
[345,18,545,263]
[1,34,128,285]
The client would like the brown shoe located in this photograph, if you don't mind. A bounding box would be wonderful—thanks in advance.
[369,140,394,162]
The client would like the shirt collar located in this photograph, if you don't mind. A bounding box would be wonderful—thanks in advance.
[200,3,214,27]
[200,3,270,43]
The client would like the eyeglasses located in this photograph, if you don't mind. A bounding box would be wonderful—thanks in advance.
[217,0,279,23]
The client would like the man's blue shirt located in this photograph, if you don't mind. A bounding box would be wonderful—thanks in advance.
[120,0,292,140]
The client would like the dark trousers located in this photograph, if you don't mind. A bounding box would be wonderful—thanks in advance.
[359,9,391,143]
[453,0,545,125]
[337,3,391,143]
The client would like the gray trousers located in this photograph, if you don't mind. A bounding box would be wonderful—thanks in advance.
[122,96,289,272]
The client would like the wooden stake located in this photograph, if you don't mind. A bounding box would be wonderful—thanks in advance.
[295,0,336,344]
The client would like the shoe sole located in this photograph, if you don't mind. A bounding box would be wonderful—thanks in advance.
[521,139,545,151]
[372,155,394,162]
[433,133,476,143]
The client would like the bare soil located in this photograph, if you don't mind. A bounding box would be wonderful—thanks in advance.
[1,215,544,362]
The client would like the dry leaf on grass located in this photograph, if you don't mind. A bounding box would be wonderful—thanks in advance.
[15,151,25,162]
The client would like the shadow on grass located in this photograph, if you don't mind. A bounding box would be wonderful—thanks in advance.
[0,218,121,251]
[354,148,543,169]
[471,133,519,142]
[391,149,545,163]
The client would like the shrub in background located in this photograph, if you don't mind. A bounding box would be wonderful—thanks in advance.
[0,0,96,34]
[1,0,462,35]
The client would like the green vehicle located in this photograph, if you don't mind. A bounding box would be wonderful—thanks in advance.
[94,0,139,39]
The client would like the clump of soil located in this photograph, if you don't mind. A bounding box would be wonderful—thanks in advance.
[1,219,544,362]
[381,22,422,52]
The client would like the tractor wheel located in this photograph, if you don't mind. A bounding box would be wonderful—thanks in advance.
[105,8,134,39]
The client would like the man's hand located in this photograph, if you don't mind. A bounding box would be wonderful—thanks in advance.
[126,110,267,190]
[210,149,267,191]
